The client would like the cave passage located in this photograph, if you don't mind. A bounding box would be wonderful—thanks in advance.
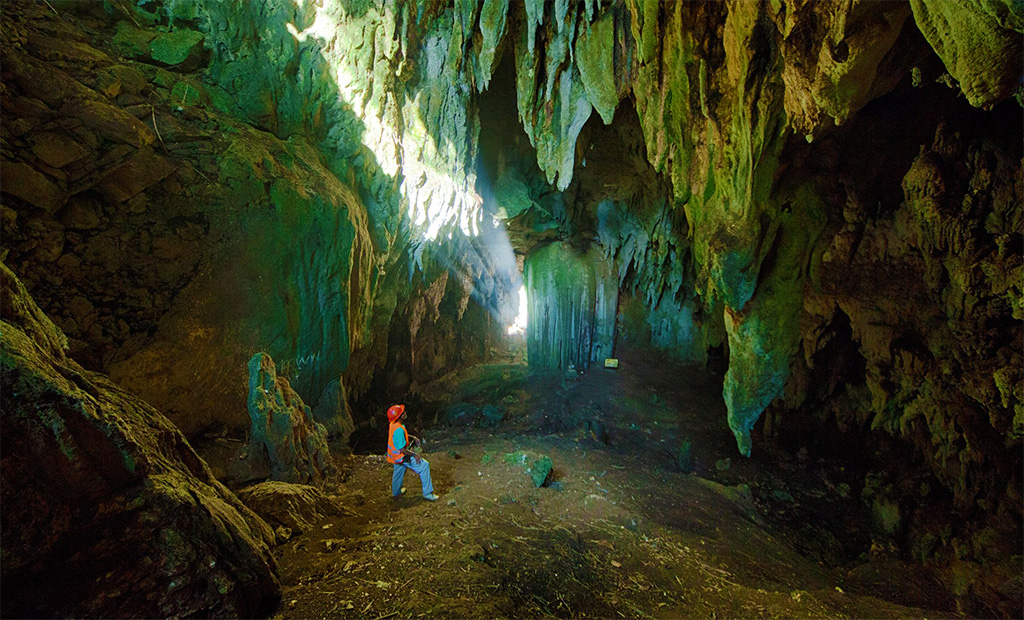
[271,350,957,619]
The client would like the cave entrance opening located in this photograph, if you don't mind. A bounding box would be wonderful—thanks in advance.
[505,284,528,336]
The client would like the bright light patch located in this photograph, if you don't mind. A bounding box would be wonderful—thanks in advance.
[506,285,528,335]
[284,0,481,242]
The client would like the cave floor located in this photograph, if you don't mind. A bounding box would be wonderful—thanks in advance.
[271,352,955,619]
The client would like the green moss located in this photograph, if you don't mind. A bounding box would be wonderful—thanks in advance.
[170,79,205,107]
[149,29,204,67]
[502,451,553,487]
[164,0,203,25]
[112,22,155,59]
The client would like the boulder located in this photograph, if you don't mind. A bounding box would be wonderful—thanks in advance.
[692,478,765,527]
[30,131,91,168]
[248,352,334,487]
[236,481,355,537]
[480,403,504,428]
[0,262,279,618]
[444,401,480,427]
[67,98,155,147]
[502,450,554,487]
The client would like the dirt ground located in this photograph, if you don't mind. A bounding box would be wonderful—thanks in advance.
[268,350,956,619]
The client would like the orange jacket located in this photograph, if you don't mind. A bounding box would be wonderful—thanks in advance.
[387,421,407,464]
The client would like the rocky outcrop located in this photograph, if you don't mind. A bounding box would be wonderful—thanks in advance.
[790,110,1023,615]
[248,352,334,487]
[909,0,1024,108]
[0,262,279,618]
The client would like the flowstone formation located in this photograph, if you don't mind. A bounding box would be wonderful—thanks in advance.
[525,241,617,372]
[0,263,279,618]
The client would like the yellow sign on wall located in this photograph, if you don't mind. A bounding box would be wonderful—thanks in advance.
[604,358,619,368]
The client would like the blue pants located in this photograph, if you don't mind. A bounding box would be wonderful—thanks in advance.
[392,457,433,497]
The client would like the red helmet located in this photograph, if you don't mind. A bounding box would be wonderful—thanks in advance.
[386,404,405,422]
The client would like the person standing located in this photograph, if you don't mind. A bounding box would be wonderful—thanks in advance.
[386,404,439,501]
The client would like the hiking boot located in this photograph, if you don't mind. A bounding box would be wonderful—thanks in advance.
[423,493,439,501]
[392,487,406,498]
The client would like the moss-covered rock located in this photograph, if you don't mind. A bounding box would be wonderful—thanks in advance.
[236,481,350,536]
[909,0,1024,108]
[502,450,553,487]
[149,28,205,70]
[0,262,279,618]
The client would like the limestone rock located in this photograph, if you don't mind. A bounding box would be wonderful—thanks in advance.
[692,479,765,526]
[502,450,554,487]
[5,50,97,107]
[236,481,353,536]
[0,160,64,213]
[910,0,1024,108]
[525,242,617,372]
[247,352,334,487]
[58,196,102,230]
[0,262,279,618]
[69,98,155,147]
[474,0,510,90]
[149,29,206,70]
[30,131,91,168]
[310,376,356,442]
[111,21,156,60]
[96,147,176,202]
[575,11,619,124]
[445,401,481,428]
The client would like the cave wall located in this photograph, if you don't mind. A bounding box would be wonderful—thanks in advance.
[0,0,518,438]
[465,1,1023,611]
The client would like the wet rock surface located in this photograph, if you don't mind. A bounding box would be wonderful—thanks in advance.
[0,262,280,618]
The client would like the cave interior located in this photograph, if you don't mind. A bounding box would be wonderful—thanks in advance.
[0,0,1022,618]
